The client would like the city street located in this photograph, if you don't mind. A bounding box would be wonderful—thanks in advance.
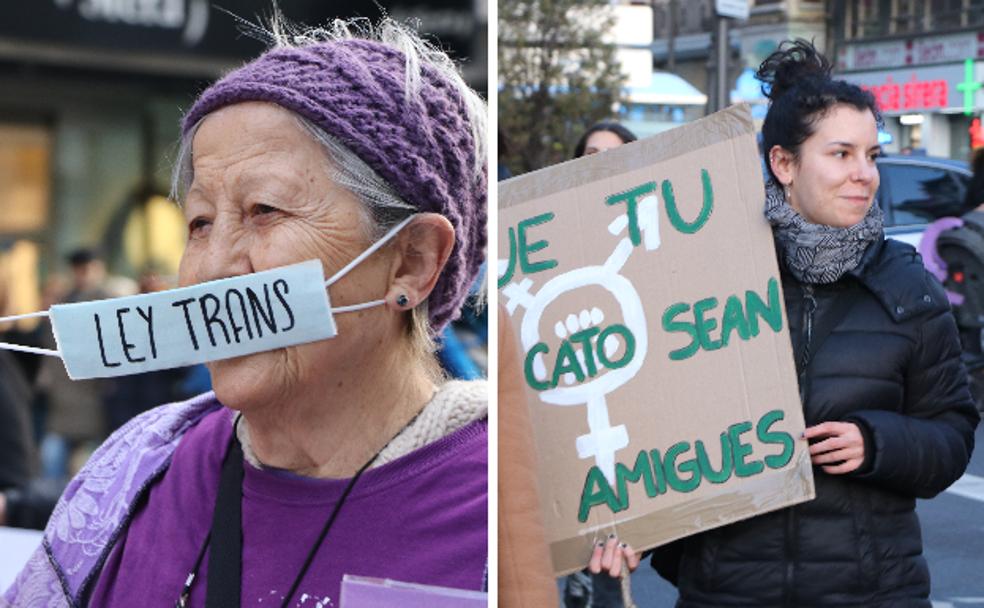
[562,424,984,607]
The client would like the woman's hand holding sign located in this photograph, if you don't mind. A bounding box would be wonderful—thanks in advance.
[803,421,866,474]
[588,535,640,577]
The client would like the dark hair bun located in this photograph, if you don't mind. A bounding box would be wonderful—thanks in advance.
[756,39,831,102]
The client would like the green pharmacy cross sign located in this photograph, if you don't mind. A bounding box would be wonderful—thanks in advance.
[958,58,982,116]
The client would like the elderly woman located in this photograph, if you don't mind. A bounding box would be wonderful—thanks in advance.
[4,20,487,607]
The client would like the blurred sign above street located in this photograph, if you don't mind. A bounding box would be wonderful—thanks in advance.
[609,4,654,47]
[715,0,749,20]
[838,63,970,115]
[0,0,480,78]
[837,32,984,72]
[617,49,654,90]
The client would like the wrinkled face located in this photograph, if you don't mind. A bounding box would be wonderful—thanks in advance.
[179,102,393,409]
[777,104,881,228]
[583,130,625,155]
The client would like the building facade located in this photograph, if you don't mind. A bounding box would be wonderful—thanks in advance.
[827,0,984,159]
[0,0,484,318]
[634,0,826,127]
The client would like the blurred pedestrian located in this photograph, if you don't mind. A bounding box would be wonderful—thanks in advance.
[0,347,59,531]
[573,122,637,158]
[35,248,111,484]
[966,147,984,210]
[0,348,34,500]
[596,39,978,608]
[0,264,58,531]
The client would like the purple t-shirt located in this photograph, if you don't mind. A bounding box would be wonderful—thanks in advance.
[89,408,487,607]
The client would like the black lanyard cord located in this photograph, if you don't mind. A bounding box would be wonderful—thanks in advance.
[278,449,379,608]
[176,531,211,607]
[178,410,420,607]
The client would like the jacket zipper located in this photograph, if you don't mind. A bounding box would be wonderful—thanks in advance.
[798,285,817,402]
[786,284,815,606]
[784,507,796,607]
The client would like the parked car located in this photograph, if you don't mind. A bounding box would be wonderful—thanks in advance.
[755,134,974,245]
[876,154,974,246]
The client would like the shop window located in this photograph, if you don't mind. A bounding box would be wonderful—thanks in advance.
[0,125,50,234]
[0,240,42,331]
[968,0,984,25]
[850,0,889,39]
[0,124,48,329]
[884,165,967,225]
[122,195,186,279]
[931,0,964,29]
[890,0,925,34]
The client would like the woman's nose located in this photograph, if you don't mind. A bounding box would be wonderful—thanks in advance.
[852,156,878,183]
[197,217,254,283]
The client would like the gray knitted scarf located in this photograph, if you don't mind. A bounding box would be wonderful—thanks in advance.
[764,178,883,284]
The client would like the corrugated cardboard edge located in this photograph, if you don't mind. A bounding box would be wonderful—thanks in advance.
[499,104,756,210]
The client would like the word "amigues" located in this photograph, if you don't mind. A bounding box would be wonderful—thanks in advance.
[578,409,795,522]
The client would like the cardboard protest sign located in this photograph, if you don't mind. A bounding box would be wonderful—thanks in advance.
[50,260,335,379]
[498,104,815,575]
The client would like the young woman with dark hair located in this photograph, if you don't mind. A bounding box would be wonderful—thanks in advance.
[594,39,978,607]
[573,122,638,158]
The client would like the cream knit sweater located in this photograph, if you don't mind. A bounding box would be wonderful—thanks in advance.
[237,379,488,470]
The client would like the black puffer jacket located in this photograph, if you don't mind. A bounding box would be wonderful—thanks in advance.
[670,238,979,608]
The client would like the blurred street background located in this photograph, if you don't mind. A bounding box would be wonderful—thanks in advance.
[499,0,984,171]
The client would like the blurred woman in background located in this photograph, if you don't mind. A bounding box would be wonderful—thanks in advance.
[573,122,637,159]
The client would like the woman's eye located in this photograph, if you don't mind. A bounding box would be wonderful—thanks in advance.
[833,150,847,158]
[252,203,279,218]
[188,217,211,237]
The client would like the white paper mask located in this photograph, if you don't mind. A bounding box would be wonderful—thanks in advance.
[0,216,415,380]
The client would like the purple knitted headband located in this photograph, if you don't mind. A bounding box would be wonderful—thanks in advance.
[182,39,487,332]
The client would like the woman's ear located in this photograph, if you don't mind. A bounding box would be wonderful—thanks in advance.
[769,145,795,186]
[385,214,455,311]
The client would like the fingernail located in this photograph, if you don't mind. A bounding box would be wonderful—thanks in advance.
[619,542,627,549]
[800,431,806,439]
[597,541,605,547]
[608,533,616,539]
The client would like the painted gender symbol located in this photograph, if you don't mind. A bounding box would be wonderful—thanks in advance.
[502,194,660,483]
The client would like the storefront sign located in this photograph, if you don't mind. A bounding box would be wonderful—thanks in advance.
[0,0,477,66]
[958,58,984,115]
[715,0,749,20]
[839,63,971,115]
[837,40,908,72]
[499,104,813,575]
[52,0,208,45]
[971,118,984,149]
[837,32,983,71]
